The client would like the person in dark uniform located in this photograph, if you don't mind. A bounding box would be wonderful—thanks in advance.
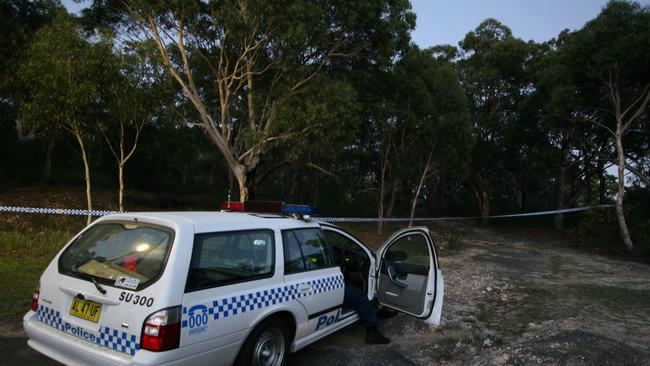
[343,280,391,344]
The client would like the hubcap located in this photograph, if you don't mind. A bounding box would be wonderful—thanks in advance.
[252,327,285,366]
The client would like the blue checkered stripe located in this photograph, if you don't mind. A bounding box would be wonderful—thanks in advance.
[36,306,65,331]
[97,326,140,356]
[297,275,345,298]
[182,274,344,328]
[35,305,139,356]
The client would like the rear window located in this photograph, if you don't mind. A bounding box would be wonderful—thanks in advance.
[58,222,174,291]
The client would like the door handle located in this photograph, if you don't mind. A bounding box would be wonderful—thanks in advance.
[298,284,313,294]
[387,264,408,289]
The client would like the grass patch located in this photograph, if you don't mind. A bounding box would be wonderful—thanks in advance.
[569,284,650,311]
[437,232,464,251]
[0,228,70,318]
[476,303,496,323]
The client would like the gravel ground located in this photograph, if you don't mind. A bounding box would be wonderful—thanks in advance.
[3,221,650,365]
[291,222,650,365]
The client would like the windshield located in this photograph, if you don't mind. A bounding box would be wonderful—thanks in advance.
[59,222,174,291]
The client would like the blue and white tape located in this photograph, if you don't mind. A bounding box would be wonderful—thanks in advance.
[318,205,615,222]
[0,205,614,222]
[0,206,118,216]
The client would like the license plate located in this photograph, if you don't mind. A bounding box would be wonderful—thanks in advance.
[70,298,102,323]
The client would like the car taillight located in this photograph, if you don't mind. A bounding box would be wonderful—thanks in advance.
[31,288,40,311]
[141,306,181,351]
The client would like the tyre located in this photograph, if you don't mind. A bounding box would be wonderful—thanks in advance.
[234,317,290,366]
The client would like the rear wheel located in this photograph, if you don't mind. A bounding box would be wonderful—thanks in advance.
[235,317,290,366]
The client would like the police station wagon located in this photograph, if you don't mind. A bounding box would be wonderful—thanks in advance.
[24,210,444,366]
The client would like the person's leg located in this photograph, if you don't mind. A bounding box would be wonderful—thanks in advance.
[343,282,390,344]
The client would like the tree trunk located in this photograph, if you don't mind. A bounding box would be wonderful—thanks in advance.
[472,175,490,223]
[233,165,248,203]
[615,128,634,250]
[554,146,568,231]
[409,154,432,227]
[311,172,320,206]
[377,143,390,235]
[42,137,56,184]
[597,156,606,204]
[378,178,385,235]
[74,131,92,226]
[386,181,398,218]
[118,162,125,212]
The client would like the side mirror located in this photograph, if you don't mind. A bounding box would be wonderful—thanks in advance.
[386,250,407,262]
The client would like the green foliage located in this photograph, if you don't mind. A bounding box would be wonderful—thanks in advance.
[15,11,110,137]
[0,0,648,257]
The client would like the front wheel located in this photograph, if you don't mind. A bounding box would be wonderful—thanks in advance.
[235,317,290,366]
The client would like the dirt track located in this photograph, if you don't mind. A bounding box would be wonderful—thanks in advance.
[3,222,650,365]
[290,222,650,365]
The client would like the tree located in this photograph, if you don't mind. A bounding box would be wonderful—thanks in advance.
[458,19,537,220]
[562,1,650,249]
[86,0,415,202]
[16,12,110,224]
[0,0,62,181]
[375,47,472,229]
[101,42,174,211]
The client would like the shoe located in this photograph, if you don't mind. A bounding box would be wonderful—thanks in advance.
[365,327,391,345]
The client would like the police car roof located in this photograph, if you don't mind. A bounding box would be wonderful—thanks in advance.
[97,211,319,233]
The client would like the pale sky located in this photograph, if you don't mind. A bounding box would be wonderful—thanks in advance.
[63,0,650,48]
[411,0,650,47]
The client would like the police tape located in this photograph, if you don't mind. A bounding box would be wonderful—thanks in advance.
[0,206,118,216]
[318,205,615,223]
[0,204,615,222]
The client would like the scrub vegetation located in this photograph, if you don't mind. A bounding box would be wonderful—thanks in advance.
[1,0,649,255]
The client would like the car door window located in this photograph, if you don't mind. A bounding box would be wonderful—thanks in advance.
[186,230,274,292]
[282,229,333,274]
[386,234,431,267]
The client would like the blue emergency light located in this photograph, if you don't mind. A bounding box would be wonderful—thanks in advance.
[222,200,320,217]
[282,204,320,216]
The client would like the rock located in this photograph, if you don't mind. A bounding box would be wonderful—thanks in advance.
[486,286,493,292]
[482,338,493,348]
[496,353,510,365]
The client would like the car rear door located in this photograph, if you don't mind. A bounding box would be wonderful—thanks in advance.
[375,226,444,325]
[38,220,178,356]
[281,228,344,334]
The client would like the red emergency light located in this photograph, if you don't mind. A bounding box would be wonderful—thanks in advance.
[221,201,245,212]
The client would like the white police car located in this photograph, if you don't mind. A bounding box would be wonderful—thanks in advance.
[24,210,443,366]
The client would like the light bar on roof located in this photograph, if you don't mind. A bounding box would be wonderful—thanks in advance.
[282,204,319,216]
[221,200,320,216]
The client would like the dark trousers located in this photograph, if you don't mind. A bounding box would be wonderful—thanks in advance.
[343,280,377,328]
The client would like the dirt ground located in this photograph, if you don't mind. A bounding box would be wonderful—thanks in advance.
[290,221,650,365]
[3,221,649,365]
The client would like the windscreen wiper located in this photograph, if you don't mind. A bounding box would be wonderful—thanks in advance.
[77,272,107,295]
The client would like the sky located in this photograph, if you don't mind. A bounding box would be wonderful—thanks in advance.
[411,0,650,48]
[64,0,650,48]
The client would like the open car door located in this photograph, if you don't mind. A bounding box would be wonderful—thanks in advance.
[376,226,444,325]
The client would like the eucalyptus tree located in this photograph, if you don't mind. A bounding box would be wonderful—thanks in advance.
[560,1,650,249]
[458,19,536,220]
[375,47,471,228]
[101,41,175,211]
[1,0,62,181]
[16,12,112,224]
[85,0,415,202]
